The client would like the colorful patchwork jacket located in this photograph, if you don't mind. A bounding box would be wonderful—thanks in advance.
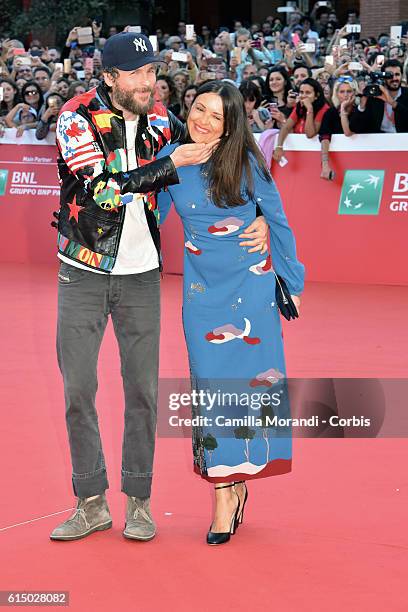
[56,82,185,272]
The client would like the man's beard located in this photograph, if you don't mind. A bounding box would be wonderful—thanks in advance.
[112,82,154,115]
[387,80,401,91]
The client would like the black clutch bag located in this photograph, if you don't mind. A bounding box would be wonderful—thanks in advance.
[274,273,299,321]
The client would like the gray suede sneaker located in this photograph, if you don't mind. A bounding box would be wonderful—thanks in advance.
[50,494,112,541]
[123,496,156,541]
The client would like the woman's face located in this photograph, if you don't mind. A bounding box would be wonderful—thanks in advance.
[24,85,41,107]
[1,82,16,103]
[299,83,317,104]
[187,92,224,144]
[268,71,285,94]
[155,79,170,102]
[56,81,69,97]
[237,35,249,48]
[318,71,331,85]
[244,98,256,114]
[174,74,188,93]
[337,83,353,103]
[74,85,86,96]
[183,88,196,109]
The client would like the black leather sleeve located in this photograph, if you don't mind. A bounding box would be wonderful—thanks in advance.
[118,155,179,194]
[90,156,180,203]
[168,110,187,143]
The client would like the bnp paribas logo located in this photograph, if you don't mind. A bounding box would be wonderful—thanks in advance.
[0,169,8,197]
[338,170,385,215]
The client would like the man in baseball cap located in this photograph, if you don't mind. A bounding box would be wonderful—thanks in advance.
[101,32,164,115]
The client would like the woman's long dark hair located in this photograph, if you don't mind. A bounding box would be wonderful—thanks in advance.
[294,77,326,119]
[0,77,19,114]
[265,66,292,104]
[189,80,271,208]
[21,80,44,111]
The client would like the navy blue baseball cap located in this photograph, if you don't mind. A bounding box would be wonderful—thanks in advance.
[102,32,162,71]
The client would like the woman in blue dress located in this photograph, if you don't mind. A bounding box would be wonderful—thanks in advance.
[156,81,305,544]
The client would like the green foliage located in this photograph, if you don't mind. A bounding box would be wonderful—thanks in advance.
[5,0,109,42]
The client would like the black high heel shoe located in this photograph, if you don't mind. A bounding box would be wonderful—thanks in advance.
[234,481,248,526]
[206,483,240,545]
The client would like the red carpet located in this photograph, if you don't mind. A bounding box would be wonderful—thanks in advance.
[0,264,407,611]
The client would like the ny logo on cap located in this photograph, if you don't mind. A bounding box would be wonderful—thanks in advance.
[133,37,148,52]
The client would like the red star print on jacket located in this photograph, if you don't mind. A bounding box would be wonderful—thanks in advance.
[68,195,84,222]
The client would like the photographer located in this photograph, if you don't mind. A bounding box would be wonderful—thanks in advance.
[349,60,408,133]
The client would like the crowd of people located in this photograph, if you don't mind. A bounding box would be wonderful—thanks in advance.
[1,2,408,180]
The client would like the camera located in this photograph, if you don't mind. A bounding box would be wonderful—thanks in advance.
[359,70,394,97]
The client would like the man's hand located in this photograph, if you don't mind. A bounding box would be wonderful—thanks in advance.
[170,140,219,168]
[378,85,395,106]
[239,216,268,254]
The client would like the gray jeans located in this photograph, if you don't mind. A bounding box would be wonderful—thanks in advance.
[56,262,160,499]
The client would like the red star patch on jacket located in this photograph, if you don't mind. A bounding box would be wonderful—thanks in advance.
[68,195,84,222]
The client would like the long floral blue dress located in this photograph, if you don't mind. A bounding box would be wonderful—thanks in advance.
[157,144,305,483]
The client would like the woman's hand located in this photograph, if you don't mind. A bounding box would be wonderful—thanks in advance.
[340,95,354,114]
[320,163,334,181]
[302,97,313,112]
[273,147,284,163]
[291,295,301,315]
[239,216,269,254]
[270,107,287,126]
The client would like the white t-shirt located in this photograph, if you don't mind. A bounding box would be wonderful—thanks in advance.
[58,118,159,274]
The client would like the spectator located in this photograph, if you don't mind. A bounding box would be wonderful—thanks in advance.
[54,78,70,99]
[34,66,51,94]
[241,64,258,80]
[155,75,178,108]
[172,69,190,98]
[4,102,37,136]
[35,92,64,139]
[273,78,330,163]
[247,74,267,97]
[319,77,358,180]
[292,64,312,89]
[15,63,33,81]
[66,81,88,99]
[239,80,270,133]
[0,77,19,116]
[21,80,44,112]
[264,66,296,128]
[349,59,408,133]
[178,84,197,122]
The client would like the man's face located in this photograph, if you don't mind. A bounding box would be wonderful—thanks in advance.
[104,64,157,115]
[17,66,33,80]
[347,12,357,24]
[293,68,309,87]
[385,67,402,91]
[319,12,329,26]
[35,70,50,92]
[242,64,257,79]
